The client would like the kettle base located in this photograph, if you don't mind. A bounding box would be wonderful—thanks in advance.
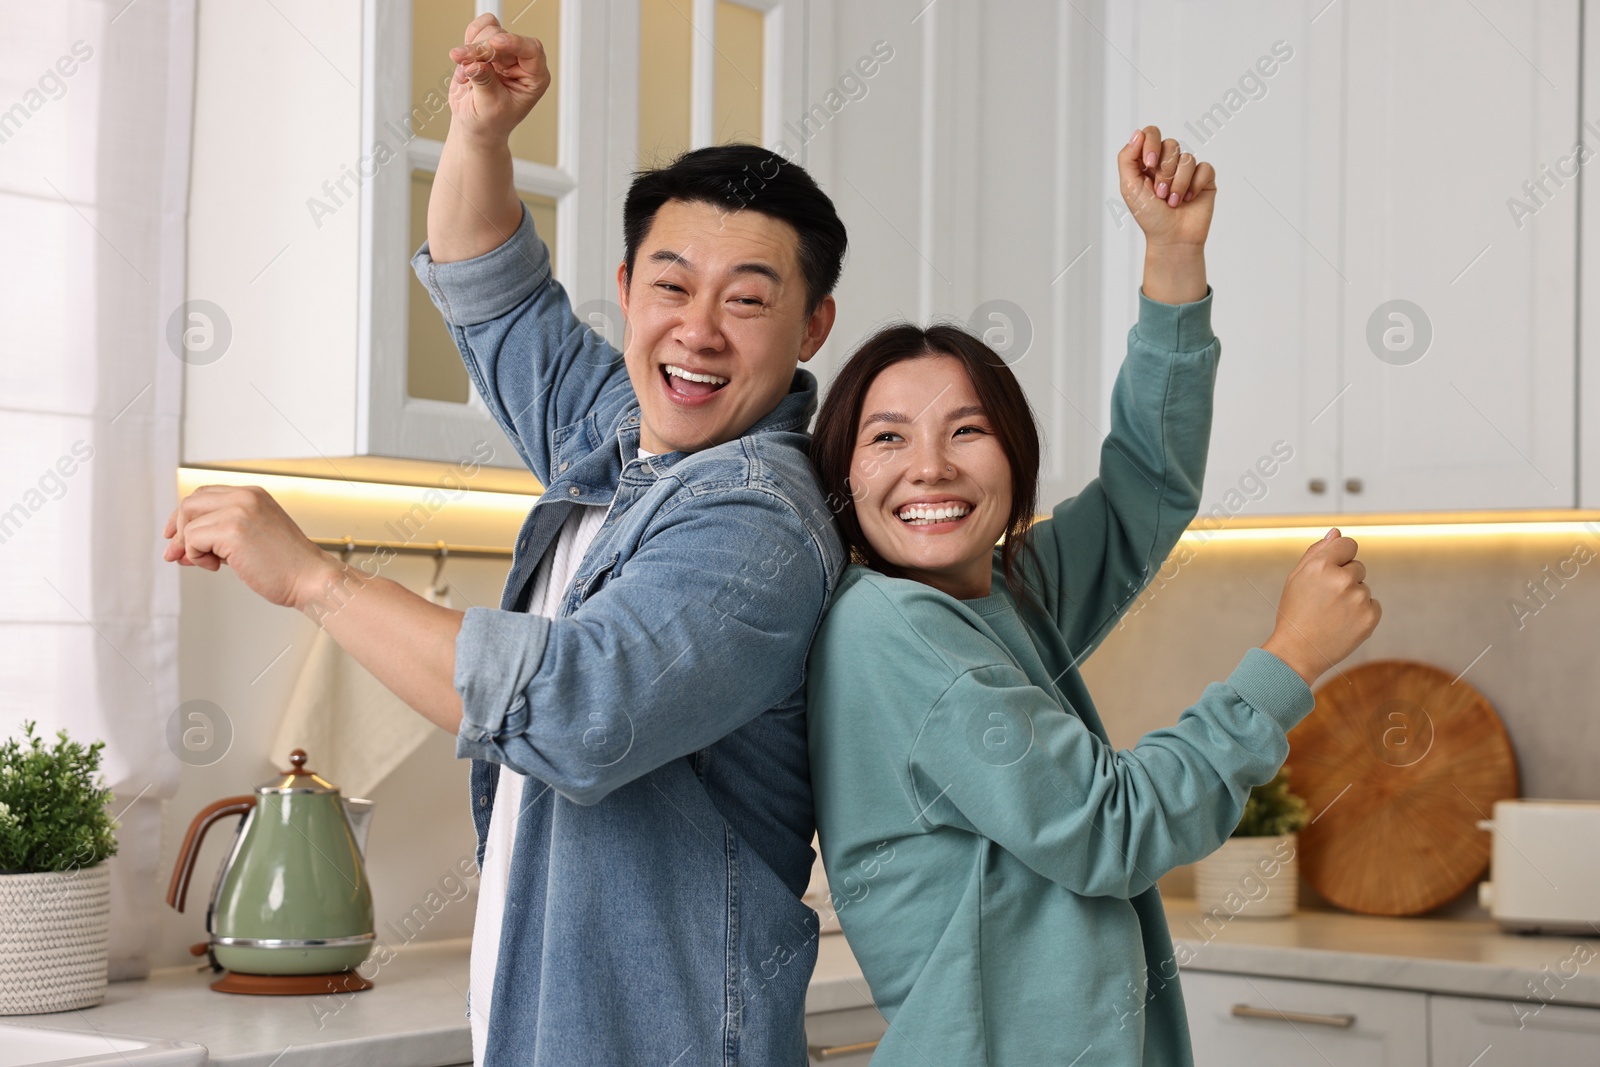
[209,969,374,996]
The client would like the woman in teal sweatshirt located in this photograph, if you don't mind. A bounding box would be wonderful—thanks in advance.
[804,127,1382,1065]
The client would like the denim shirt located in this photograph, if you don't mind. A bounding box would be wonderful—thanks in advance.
[412,205,845,1067]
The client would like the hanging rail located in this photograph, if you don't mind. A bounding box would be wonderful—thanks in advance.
[309,536,513,560]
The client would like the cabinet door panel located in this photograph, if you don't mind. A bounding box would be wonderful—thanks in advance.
[1116,0,1344,518]
[1182,970,1428,1066]
[824,0,1114,508]
[1339,0,1578,511]
[1431,993,1600,1066]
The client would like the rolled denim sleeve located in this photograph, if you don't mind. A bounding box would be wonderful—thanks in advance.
[453,487,830,804]
[1024,286,1219,660]
[412,203,630,484]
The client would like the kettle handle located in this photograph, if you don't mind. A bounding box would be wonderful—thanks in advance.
[166,794,257,913]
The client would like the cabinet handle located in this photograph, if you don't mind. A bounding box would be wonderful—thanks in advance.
[808,1040,881,1060]
[1344,478,1363,494]
[1231,1004,1355,1028]
[1308,478,1327,494]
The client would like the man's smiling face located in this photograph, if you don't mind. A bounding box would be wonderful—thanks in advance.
[616,199,835,455]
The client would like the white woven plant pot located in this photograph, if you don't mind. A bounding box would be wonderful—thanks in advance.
[0,863,112,1014]
[1193,833,1298,919]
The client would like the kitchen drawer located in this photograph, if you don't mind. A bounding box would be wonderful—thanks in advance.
[1182,970,1428,1066]
[806,1004,888,1065]
[1431,993,1600,1065]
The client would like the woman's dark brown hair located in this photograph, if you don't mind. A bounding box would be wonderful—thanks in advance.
[811,323,1041,603]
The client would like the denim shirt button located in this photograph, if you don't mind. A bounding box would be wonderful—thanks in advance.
[568,486,581,497]
[559,461,570,472]
[478,793,489,808]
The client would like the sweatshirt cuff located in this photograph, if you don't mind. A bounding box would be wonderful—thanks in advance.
[453,606,550,758]
[1227,647,1316,734]
[411,201,552,328]
[1134,284,1215,352]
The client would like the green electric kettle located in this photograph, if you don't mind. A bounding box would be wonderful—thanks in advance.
[167,749,375,986]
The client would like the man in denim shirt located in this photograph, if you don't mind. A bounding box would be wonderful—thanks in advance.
[164,13,846,1067]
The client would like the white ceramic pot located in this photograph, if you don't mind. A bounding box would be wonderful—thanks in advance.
[1193,833,1298,919]
[0,863,112,1014]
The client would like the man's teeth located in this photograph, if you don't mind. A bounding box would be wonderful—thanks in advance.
[664,365,729,386]
[897,503,971,525]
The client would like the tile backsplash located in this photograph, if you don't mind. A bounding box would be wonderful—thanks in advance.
[1080,525,1600,907]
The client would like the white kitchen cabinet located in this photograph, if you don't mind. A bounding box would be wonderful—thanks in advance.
[1337,0,1579,512]
[805,1004,887,1065]
[822,0,1347,514]
[1103,0,1343,518]
[186,0,1585,509]
[1111,0,1579,515]
[183,0,621,476]
[1431,994,1600,1066]
[357,0,618,472]
[816,0,1108,510]
[1181,970,1429,1066]
[824,0,1582,518]
[184,0,814,479]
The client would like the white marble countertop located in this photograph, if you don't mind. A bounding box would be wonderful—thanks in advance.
[811,901,1600,1015]
[1163,898,1600,1008]
[12,901,1598,1064]
[14,938,475,1067]
[14,937,872,1067]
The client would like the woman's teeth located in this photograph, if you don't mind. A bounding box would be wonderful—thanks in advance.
[897,503,970,525]
[664,365,729,386]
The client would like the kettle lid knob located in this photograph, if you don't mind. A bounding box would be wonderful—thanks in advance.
[258,748,338,794]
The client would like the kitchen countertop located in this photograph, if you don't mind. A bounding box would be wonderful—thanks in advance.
[9,936,871,1067]
[14,939,476,1067]
[1163,898,1600,1007]
[13,901,1598,1065]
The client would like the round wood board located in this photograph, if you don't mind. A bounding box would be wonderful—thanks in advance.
[1284,659,1518,917]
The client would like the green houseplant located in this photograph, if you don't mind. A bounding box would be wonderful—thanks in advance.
[1194,768,1310,919]
[1234,766,1311,839]
[0,721,120,1013]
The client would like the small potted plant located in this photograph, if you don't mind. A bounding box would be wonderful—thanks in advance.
[1194,767,1309,919]
[0,721,119,1014]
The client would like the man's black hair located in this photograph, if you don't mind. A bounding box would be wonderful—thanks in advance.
[622,144,847,314]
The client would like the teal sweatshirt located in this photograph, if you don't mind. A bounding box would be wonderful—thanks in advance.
[805,289,1317,1066]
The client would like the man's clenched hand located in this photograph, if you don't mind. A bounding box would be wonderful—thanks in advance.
[446,13,551,147]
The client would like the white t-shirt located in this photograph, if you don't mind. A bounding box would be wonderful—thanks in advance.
[469,448,652,1065]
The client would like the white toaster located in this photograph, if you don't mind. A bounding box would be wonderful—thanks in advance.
[1477,799,1600,935]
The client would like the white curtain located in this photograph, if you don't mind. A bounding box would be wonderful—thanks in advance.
[0,0,193,979]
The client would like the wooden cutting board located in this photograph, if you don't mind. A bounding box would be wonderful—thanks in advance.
[1284,659,1518,917]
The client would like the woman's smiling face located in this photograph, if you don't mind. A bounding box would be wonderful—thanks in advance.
[849,354,1014,600]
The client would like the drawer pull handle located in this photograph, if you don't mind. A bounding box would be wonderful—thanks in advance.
[808,1039,881,1060]
[1231,1004,1355,1028]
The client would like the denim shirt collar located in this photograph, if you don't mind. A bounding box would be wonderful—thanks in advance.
[551,368,819,501]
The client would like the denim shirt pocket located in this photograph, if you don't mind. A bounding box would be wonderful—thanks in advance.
[566,551,620,614]
[549,412,602,477]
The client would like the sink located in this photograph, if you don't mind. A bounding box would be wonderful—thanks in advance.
[0,1022,205,1067]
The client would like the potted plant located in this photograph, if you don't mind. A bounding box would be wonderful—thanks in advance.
[0,721,119,1014]
[1193,767,1309,919]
